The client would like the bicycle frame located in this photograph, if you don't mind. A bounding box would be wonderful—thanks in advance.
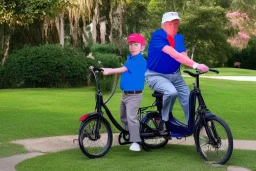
[149,69,219,138]
[79,67,127,133]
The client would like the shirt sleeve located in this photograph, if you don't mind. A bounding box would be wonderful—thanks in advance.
[176,34,186,53]
[124,59,133,73]
[149,32,169,51]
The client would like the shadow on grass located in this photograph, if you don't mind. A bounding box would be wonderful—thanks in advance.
[0,142,27,158]
[17,145,228,171]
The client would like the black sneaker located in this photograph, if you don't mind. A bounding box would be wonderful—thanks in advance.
[159,120,169,136]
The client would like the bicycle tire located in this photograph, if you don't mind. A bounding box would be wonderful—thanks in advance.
[194,115,233,164]
[78,115,113,158]
[141,113,168,149]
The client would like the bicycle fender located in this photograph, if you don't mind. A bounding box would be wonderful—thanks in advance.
[79,112,100,121]
[204,112,216,120]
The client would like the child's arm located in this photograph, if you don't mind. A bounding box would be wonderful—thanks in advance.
[101,66,128,75]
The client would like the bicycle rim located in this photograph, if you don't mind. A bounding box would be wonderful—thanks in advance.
[78,116,112,158]
[195,116,233,164]
[142,115,168,148]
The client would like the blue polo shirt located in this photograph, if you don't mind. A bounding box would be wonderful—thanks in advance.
[147,29,186,74]
[120,53,146,91]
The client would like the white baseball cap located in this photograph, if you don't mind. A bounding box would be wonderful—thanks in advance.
[161,12,181,24]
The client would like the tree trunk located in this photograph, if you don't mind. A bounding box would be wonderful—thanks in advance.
[118,4,124,53]
[92,0,101,43]
[191,46,195,60]
[69,18,79,47]
[59,13,65,46]
[105,0,111,43]
[1,25,13,66]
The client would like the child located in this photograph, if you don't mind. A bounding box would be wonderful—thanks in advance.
[101,33,147,151]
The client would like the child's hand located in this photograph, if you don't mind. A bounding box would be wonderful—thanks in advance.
[101,68,112,75]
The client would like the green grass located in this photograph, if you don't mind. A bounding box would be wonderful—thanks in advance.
[16,145,256,171]
[16,145,227,171]
[1,67,256,168]
[201,67,256,76]
[0,142,27,158]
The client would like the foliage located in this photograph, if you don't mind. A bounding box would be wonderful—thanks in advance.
[91,43,118,55]
[179,6,233,67]
[0,0,61,26]
[125,0,148,34]
[228,36,256,70]
[226,11,256,49]
[1,44,90,88]
[89,44,122,91]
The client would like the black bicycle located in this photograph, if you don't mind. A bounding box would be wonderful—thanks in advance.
[78,66,233,165]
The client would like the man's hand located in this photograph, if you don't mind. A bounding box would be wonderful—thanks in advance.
[197,64,209,73]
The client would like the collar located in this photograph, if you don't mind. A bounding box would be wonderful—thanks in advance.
[128,52,143,59]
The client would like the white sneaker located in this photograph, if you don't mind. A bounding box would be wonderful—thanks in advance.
[129,142,141,151]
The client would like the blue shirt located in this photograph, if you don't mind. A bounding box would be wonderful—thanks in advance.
[147,29,186,74]
[120,53,147,91]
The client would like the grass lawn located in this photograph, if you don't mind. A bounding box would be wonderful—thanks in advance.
[1,67,256,168]
[16,145,256,171]
[199,67,256,76]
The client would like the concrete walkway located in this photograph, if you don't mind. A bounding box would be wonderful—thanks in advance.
[0,134,255,171]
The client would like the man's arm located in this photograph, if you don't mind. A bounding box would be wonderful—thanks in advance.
[162,45,198,68]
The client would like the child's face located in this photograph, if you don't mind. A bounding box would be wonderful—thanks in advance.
[128,42,144,56]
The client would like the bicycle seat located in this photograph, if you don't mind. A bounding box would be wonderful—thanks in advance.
[152,91,163,98]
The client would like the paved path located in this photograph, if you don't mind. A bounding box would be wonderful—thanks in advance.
[0,135,255,171]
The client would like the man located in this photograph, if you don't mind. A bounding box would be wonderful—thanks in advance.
[145,12,209,135]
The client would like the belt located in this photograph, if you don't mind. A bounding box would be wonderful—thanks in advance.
[123,91,142,94]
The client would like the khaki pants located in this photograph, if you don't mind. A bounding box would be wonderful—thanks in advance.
[120,93,142,142]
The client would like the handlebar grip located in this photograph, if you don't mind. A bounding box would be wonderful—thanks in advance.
[183,70,197,77]
[89,66,104,72]
[209,68,219,74]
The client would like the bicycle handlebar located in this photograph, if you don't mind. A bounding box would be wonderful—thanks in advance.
[89,66,119,105]
[183,68,219,77]
[89,66,104,72]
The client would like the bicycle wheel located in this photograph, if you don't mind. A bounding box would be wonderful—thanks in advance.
[78,115,113,158]
[142,112,168,149]
[194,116,233,164]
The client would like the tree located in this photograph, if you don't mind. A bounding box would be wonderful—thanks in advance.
[0,0,60,65]
[226,0,256,49]
[179,6,233,66]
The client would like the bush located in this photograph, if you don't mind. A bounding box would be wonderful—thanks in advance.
[92,52,121,68]
[2,44,89,88]
[91,44,118,54]
[0,66,6,88]
[87,44,122,92]
[227,37,256,70]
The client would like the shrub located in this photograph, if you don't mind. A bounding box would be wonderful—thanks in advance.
[87,44,122,92]
[2,44,89,88]
[227,37,256,70]
[92,52,121,68]
[91,44,118,54]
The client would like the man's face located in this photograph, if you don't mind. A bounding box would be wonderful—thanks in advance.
[163,19,180,36]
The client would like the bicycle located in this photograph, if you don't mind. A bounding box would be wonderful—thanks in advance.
[78,66,233,165]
